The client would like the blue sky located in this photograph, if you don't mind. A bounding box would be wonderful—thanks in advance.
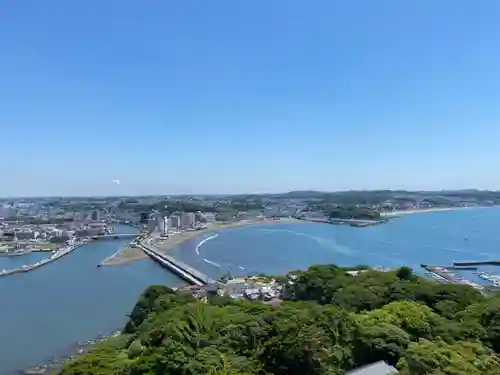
[1,1,499,196]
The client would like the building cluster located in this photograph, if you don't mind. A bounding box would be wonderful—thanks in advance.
[143,212,216,236]
[0,208,113,255]
[179,276,284,304]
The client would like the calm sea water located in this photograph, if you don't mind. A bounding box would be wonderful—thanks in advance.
[0,225,185,374]
[4,209,500,373]
[171,207,500,282]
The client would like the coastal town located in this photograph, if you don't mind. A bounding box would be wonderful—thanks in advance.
[2,190,500,375]
[2,190,500,276]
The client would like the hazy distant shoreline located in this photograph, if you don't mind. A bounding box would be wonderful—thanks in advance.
[381,206,483,216]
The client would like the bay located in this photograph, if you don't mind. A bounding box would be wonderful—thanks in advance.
[170,207,500,283]
[4,209,500,373]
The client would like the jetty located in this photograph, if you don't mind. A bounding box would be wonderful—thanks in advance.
[420,264,477,271]
[0,243,85,278]
[139,241,214,286]
[453,260,500,267]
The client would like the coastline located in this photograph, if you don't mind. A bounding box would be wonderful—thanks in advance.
[102,218,303,265]
[20,330,121,375]
[381,206,483,216]
[100,245,148,266]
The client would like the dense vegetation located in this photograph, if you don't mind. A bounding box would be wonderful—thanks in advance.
[59,265,500,375]
[119,199,219,215]
[327,206,381,220]
[238,190,500,206]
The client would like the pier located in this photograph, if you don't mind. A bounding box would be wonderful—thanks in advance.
[139,242,214,286]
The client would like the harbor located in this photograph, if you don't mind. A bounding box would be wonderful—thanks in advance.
[476,272,500,287]
[0,233,142,277]
[420,264,483,290]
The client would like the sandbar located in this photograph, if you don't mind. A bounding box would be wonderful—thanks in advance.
[100,245,148,266]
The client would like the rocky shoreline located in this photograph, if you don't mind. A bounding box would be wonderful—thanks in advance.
[16,330,120,375]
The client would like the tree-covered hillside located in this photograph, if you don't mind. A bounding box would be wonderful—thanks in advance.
[58,265,500,375]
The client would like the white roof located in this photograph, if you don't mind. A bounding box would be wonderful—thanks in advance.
[226,279,246,284]
[346,361,398,375]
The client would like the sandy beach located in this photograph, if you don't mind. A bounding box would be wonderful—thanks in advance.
[100,245,149,266]
[101,218,302,266]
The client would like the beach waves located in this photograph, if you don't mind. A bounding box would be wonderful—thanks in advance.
[195,234,219,255]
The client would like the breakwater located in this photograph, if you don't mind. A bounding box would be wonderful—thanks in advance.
[0,243,86,278]
[420,264,478,271]
[453,260,500,266]
[297,217,388,227]
[0,250,33,257]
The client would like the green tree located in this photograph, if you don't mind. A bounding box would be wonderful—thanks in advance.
[397,339,500,375]
[396,266,413,281]
[353,319,410,366]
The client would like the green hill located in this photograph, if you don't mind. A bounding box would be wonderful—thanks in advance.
[58,265,500,375]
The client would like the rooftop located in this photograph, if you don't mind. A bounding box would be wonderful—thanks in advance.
[345,361,398,375]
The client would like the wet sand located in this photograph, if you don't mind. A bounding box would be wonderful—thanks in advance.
[100,245,148,266]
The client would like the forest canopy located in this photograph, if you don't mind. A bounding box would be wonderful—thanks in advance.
[58,264,500,375]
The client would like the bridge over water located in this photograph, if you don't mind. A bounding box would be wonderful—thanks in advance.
[91,234,139,240]
[139,240,215,286]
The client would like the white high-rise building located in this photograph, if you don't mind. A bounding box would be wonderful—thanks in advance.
[156,214,167,236]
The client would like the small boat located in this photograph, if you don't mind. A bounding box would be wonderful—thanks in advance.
[464,236,469,241]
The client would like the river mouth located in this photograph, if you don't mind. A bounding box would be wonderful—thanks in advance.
[0,225,186,375]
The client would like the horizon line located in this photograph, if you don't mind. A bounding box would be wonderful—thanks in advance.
[0,188,498,200]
